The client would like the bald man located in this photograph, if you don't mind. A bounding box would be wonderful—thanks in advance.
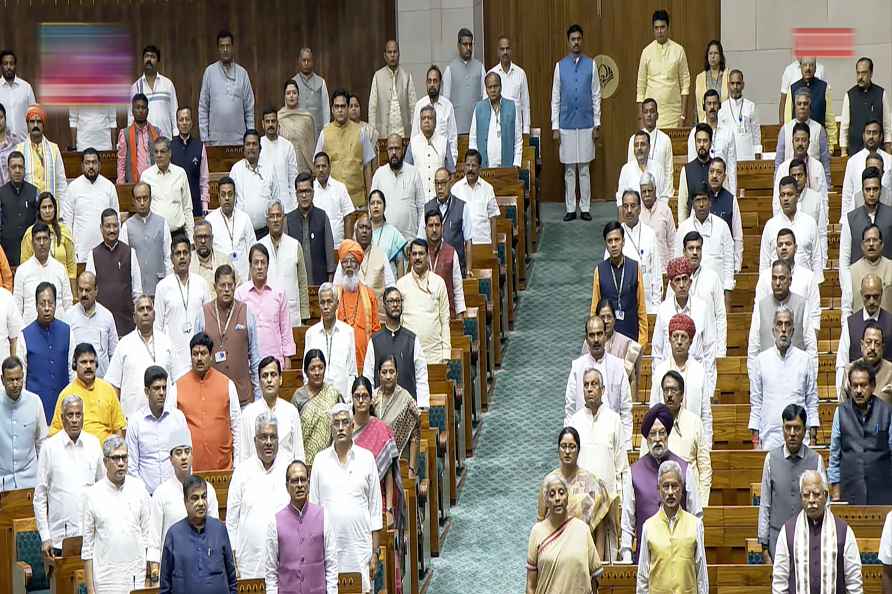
[370,134,426,241]
[63,272,118,377]
[469,72,523,168]
[368,40,416,138]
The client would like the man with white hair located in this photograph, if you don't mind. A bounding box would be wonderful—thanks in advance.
[336,239,380,373]
[775,90,831,188]
[226,411,289,580]
[755,228,821,333]
[772,470,862,594]
[309,403,382,594]
[82,436,159,592]
[636,459,708,594]
[33,394,103,559]
[304,282,357,398]
[638,171,675,271]
[749,306,819,452]
[782,57,837,150]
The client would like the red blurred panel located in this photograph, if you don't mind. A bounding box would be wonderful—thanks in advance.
[793,27,855,58]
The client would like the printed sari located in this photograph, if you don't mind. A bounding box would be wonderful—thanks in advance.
[291,383,343,465]
[372,386,419,459]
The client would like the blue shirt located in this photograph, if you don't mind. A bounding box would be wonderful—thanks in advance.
[828,399,892,482]
[160,516,236,594]
[125,406,191,494]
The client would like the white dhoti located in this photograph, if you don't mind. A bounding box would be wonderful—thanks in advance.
[560,128,594,214]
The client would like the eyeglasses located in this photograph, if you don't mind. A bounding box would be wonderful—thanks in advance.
[106,454,128,462]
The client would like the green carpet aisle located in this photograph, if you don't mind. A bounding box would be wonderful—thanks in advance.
[427,201,616,593]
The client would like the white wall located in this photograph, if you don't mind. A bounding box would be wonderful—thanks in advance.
[721,0,892,125]
[396,0,485,101]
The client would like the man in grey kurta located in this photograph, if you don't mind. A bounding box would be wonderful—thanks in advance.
[442,28,486,135]
[198,30,255,146]
[293,48,330,141]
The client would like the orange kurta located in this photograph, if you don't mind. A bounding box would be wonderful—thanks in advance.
[337,284,380,371]
[176,368,234,472]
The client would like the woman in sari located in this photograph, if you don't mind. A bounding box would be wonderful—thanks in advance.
[372,355,419,479]
[527,474,602,594]
[278,78,316,175]
[21,192,76,292]
[537,427,617,563]
[368,190,406,277]
[290,348,343,464]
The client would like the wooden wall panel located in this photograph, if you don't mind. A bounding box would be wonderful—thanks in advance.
[485,0,720,202]
[0,0,395,146]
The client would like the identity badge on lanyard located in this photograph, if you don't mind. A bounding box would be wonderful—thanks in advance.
[177,278,192,334]
[613,264,626,320]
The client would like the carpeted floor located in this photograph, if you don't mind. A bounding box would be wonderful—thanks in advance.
[427,201,617,593]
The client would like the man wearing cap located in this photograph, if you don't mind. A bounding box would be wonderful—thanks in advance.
[620,403,701,563]
[335,239,380,372]
[651,258,717,386]
[151,426,219,552]
[15,104,67,197]
[649,313,714,449]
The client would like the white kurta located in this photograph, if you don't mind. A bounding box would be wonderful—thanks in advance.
[81,477,159,593]
[205,208,257,280]
[771,187,828,273]
[665,264,728,357]
[370,163,427,242]
[626,128,675,197]
[13,257,73,325]
[153,273,211,381]
[717,97,761,160]
[226,455,290,579]
[567,405,629,497]
[649,356,715,449]
[651,295,717,386]
[759,211,823,283]
[259,233,309,327]
[841,148,892,219]
[603,221,663,314]
[755,263,821,331]
[686,123,738,194]
[304,320,357,399]
[0,288,23,362]
[239,398,305,464]
[772,515,862,594]
[151,475,219,551]
[468,99,524,167]
[616,160,669,205]
[449,177,500,245]
[749,345,819,451]
[674,214,735,291]
[550,58,602,164]
[229,159,279,231]
[487,62,532,133]
[313,177,356,247]
[563,351,632,450]
[260,136,298,213]
[265,503,339,594]
[410,96,459,165]
[105,329,176,420]
[69,107,116,151]
[61,174,120,263]
[309,445,383,594]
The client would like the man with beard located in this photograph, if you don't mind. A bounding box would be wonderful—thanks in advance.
[119,182,173,296]
[0,50,36,138]
[129,45,178,139]
[685,89,738,194]
[151,426,219,551]
[470,72,522,168]
[749,306,819,451]
[189,220,235,298]
[62,149,119,264]
[226,412,289,579]
[265,460,338,594]
[396,239,450,364]
[363,287,430,407]
[106,295,176,419]
[261,200,309,327]
[371,133,425,241]
[757,404,825,560]
[199,30,255,146]
[405,106,456,200]
[16,104,67,197]
[775,89,831,187]
[159,474,234,594]
[259,108,298,213]
[309,403,383,594]
[636,459,708,593]
[205,175,255,280]
[116,94,161,184]
[50,343,124,444]
[424,209,465,318]
[81,436,159,592]
[229,129,278,235]
[620,403,700,563]
[0,150,36,265]
[616,131,668,206]
[63,272,118,378]
[86,209,143,336]
[335,211,393,315]
[286,172,336,285]
[292,48,329,141]
[564,315,632,448]
[335,239,380,372]
[677,124,712,221]
[411,65,459,164]
[315,90,376,209]
[718,69,761,160]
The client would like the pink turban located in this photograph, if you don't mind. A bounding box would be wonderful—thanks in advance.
[25,104,47,122]
[665,256,691,280]
[668,313,696,339]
